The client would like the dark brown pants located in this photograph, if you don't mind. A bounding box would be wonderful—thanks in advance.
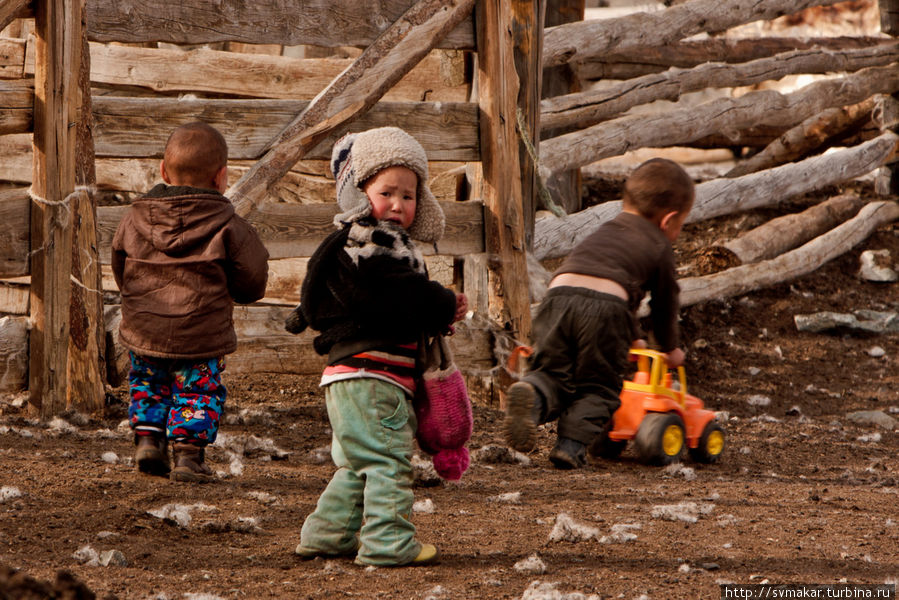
[522,286,635,445]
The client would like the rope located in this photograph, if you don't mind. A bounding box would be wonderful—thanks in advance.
[515,107,566,218]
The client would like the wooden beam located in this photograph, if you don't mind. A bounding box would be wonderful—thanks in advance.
[543,0,843,68]
[82,43,468,102]
[541,0,584,215]
[228,0,476,218]
[541,63,899,176]
[573,37,893,81]
[511,0,544,247]
[0,0,31,33]
[30,0,80,417]
[85,0,475,49]
[678,201,899,309]
[475,0,532,344]
[91,97,479,162]
[96,200,485,264]
[542,43,899,133]
[67,20,105,413]
[0,78,33,135]
[0,187,29,277]
[533,132,899,260]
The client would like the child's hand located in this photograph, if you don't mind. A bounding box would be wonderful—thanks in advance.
[632,338,648,349]
[453,292,468,322]
[665,347,685,368]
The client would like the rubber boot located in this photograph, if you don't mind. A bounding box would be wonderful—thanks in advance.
[170,442,214,483]
[549,437,587,470]
[135,434,169,476]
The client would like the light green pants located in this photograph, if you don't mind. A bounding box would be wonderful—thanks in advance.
[300,378,421,566]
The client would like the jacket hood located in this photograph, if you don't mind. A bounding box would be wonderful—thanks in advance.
[130,184,235,254]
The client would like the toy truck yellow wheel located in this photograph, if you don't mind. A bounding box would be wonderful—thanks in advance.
[635,413,686,465]
[689,421,725,463]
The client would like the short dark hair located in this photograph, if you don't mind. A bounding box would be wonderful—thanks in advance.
[163,122,228,187]
[623,158,694,219]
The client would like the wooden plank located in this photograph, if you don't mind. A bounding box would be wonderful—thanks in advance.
[475,0,532,343]
[574,36,893,81]
[0,0,31,34]
[541,63,899,176]
[91,97,480,162]
[228,0,476,218]
[0,78,32,135]
[533,132,899,260]
[83,43,468,102]
[543,0,843,68]
[85,0,475,49]
[30,0,78,417]
[0,187,29,277]
[0,315,28,392]
[96,199,485,264]
[0,37,26,79]
[542,43,899,133]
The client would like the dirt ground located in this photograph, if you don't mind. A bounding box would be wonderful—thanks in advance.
[1,182,898,600]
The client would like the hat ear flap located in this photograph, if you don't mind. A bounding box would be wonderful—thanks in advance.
[407,185,445,243]
[331,133,372,227]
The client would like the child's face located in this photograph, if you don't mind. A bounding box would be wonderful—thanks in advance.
[364,165,418,230]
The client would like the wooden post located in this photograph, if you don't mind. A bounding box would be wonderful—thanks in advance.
[541,0,583,215]
[511,0,544,246]
[877,0,899,193]
[67,7,106,413]
[475,0,533,347]
[30,0,80,417]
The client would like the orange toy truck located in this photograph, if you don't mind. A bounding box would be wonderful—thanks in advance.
[590,348,725,465]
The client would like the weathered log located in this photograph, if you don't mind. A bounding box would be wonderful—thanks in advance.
[0,315,28,392]
[0,279,28,315]
[533,132,899,260]
[92,97,479,162]
[574,37,895,81]
[541,63,899,176]
[85,0,474,49]
[715,193,865,265]
[228,0,477,217]
[95,200,485,264]
[881,0,899,35]
[677,201,899,309]
[0,0,31,34]
[543,0,843,68]
[725,98,877,178]
[82,42,468,102]
[542,45,898,133]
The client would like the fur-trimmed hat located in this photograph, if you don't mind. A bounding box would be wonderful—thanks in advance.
[331,127,445,243]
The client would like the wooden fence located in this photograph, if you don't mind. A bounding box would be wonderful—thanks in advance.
[1,0,898,418]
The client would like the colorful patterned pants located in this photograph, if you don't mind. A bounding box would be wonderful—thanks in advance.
[128,352,226,445]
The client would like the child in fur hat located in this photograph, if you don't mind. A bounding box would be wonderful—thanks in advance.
[286,127,468,567]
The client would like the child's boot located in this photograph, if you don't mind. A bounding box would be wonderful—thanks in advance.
[503,381,541,452]
[549,437,587,470]
[409,543,439,566]
[170,442,214,483]
[134,433,169,476]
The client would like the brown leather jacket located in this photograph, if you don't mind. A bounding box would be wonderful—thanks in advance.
[111,184,269,359]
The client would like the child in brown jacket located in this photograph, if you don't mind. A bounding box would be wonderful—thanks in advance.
[112,122,269,482]
[504,158,693,469]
